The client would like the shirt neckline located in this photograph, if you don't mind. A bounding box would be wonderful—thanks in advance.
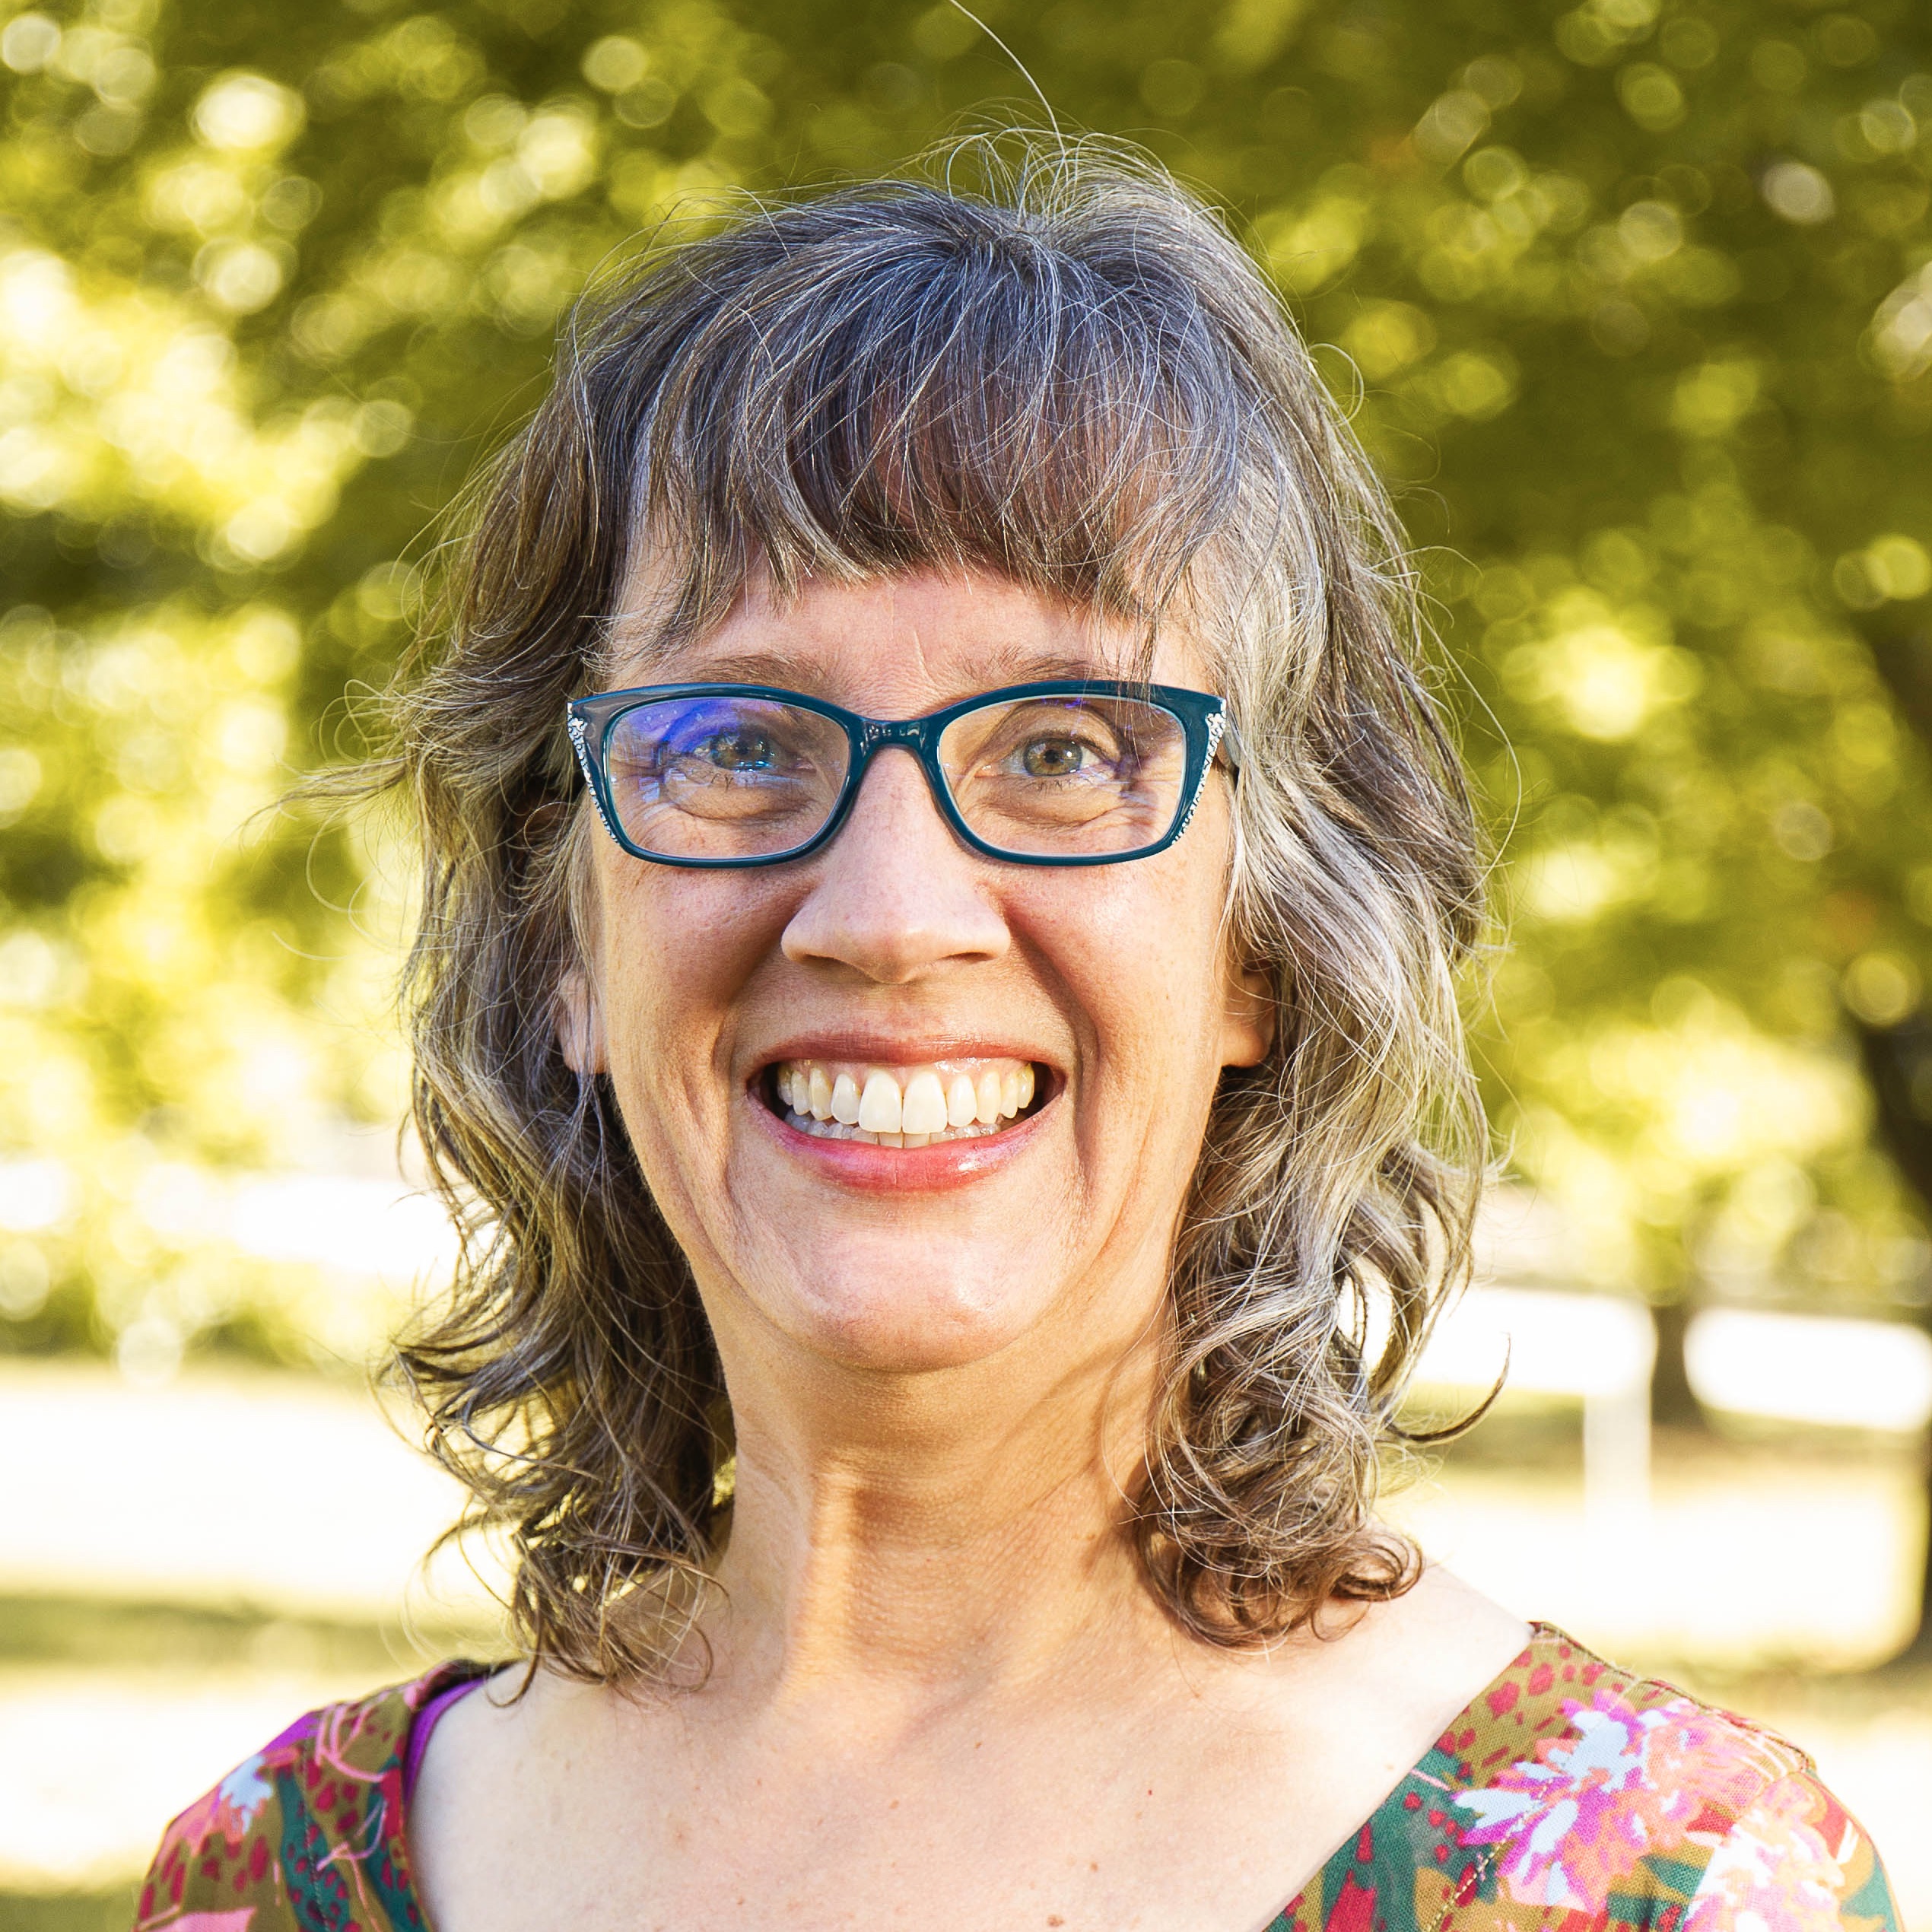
[387,1622,1575,1930]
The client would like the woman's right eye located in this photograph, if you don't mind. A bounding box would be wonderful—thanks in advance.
[698,731,778,770]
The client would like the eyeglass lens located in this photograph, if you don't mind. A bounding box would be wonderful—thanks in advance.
[600,692,1192,863]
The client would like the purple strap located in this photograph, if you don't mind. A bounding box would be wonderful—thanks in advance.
[402,1673,490,1803]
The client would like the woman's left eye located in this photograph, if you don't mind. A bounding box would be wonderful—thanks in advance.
[1020,736,1088,777]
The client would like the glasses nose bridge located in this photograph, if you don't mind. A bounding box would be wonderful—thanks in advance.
[852,713,944,788]
[857,714,932,752]
[840,713,955,833]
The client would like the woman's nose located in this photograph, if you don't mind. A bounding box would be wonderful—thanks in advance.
[780,748,1010,983]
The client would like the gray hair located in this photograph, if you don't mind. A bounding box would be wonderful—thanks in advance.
[384,140,1486,1678]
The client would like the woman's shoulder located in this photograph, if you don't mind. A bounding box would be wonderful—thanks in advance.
[1289,1622,1901,1932]
[134,1659,491,1932]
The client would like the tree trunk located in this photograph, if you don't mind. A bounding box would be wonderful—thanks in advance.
[1648,1294,1708,1430]
[1851,1014,1932,1655]
[1908,1456,1932,1663]
[1845,608,1932,1655]
[1857,605,1932,748]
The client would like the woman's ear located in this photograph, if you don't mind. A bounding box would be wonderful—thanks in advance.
[555,965,608,1076]
[1219,956,1277,1069]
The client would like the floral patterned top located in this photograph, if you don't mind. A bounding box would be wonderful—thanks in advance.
[136,1622,1899,1932]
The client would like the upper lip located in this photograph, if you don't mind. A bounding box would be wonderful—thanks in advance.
[751,1031,1057,1072]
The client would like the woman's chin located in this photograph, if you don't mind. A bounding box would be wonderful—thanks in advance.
[747,1257,1057,1376]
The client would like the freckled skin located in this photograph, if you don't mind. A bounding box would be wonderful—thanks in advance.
[415,566,1529,1932]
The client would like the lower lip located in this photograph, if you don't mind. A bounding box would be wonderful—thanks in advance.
[749,1088,1050,1193]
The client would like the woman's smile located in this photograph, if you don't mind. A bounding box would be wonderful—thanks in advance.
[764,1053,1040,1145]
[745,1043,1056,1195]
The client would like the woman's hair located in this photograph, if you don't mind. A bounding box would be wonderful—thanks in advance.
[385,139,1486,1679]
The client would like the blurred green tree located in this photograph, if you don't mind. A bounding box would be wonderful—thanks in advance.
[1,0,1928,1448]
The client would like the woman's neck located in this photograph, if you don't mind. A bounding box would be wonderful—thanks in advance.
[696,1330,1170,1721]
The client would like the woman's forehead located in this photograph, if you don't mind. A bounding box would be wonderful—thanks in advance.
[602,564,1205,707]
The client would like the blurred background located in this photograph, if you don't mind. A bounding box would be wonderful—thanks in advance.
[2,0,1931,1922]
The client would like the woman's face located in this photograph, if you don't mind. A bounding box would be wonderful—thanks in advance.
[565,567,1271,1380]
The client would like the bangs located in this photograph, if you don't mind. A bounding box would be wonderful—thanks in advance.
[596,175,1271,653]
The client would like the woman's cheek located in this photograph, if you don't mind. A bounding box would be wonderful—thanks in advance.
[600,867,783,1066]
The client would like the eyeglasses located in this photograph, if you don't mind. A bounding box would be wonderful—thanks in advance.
[567,679,1238,869]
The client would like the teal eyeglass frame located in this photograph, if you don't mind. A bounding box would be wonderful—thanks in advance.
[565,678,1240,869]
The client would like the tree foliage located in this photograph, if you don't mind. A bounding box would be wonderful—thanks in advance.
[2,0,1929,1365]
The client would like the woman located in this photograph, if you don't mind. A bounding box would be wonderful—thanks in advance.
[138,149,1898,1932]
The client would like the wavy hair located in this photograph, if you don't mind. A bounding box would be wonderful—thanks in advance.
[380,141,1487,1679]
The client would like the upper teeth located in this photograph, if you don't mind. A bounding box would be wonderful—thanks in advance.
[774,1058,1037,1145]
